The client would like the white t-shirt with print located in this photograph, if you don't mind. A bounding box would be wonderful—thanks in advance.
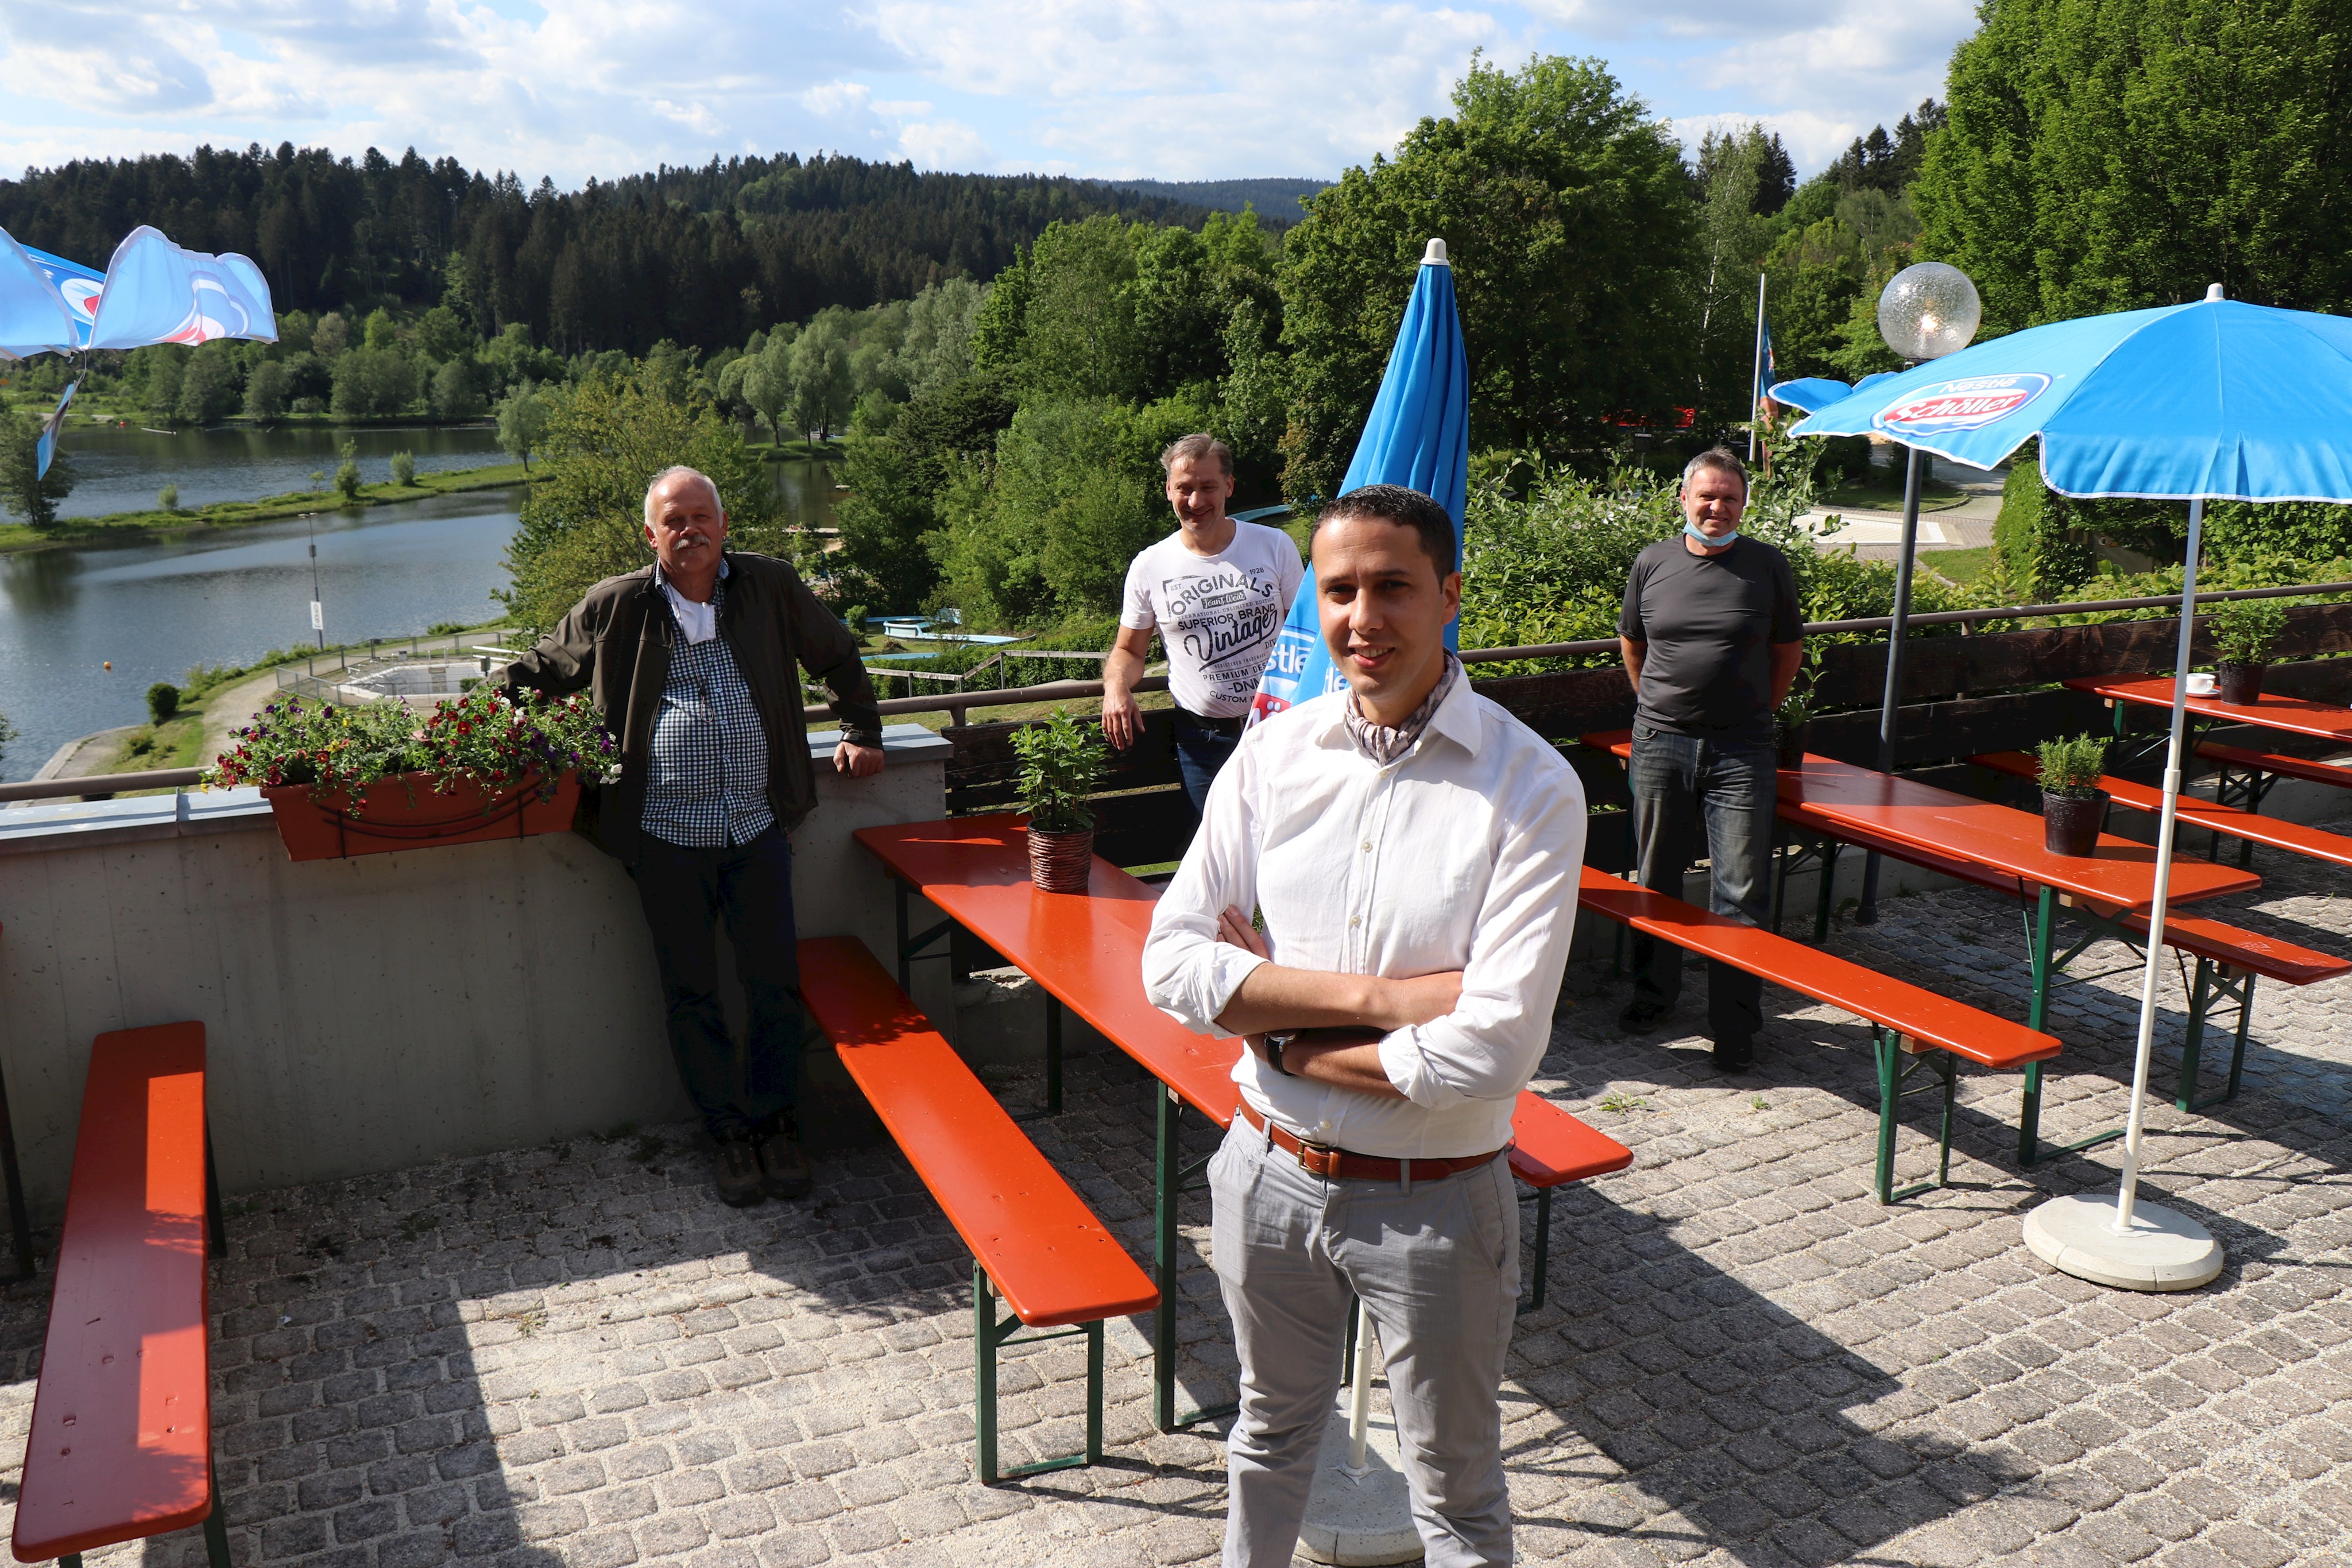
[1120,522,1306,719]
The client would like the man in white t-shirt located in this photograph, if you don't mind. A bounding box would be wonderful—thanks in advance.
[1104,433,1305,819]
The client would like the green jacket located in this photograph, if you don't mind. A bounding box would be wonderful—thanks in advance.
[501,550,883,862]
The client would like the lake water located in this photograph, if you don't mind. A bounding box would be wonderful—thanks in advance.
[0,452,846,780]
[53,423,509,517]
[0,491,524,780]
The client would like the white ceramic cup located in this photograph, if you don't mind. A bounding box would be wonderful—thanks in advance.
[2187,672,2218,696]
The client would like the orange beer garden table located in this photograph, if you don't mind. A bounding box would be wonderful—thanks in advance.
[1584,737,2262,1162]
[851,814,1631,1430]
[2068,673,2352,821]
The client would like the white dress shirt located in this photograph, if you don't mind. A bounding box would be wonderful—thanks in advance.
[656,558,726,645]
[1142,676,1587,1159]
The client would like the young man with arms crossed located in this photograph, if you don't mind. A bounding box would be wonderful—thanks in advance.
[1144,484,1586,1567]
[1103,433,1304,819]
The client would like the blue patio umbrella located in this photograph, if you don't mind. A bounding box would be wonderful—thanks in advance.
[1248,237,1469,724]
[1785,285,2352,1280]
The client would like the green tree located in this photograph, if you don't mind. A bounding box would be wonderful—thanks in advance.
[787,311,856,440]
[741,330,794,442]
[0,407,75,526]
[245,359,293,420]
[500,372,783,630]
[362,308,400,351]
[416,305,470,363]
[311,312,351,358]
[334,439,362,502]
[331,348,420,416]
[1692,125,1787,417]
[142,350,186,420]
[1916,0,2352,336]
[431,357,488,420]
[495,381,551,468]
[1277,53,1699,497]
[176,347,239,423]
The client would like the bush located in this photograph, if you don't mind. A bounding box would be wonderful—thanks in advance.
[390,451,417,486]
[334,441,363,503]
[146,682,181,723]
[2206,597,2289,665]
[2037,733,2109,797]
[244,359,292,420]
[157,483,179,511]
[1993,454,2097,598]
[1010,707,1108,832]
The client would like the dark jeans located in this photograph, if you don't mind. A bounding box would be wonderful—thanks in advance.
[1172,707,1244,822]
[1627,725,1777,1047]
[629,827,802,1140]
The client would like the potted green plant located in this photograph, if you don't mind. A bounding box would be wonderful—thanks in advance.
[204,686,616,861]
[1774,652,1820,768]
[1010,706,1109,892]
[2037,732,2111,856]
[2205,597,2289,706]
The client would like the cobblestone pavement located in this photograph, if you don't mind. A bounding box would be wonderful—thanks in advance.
[2,829,2349,1568]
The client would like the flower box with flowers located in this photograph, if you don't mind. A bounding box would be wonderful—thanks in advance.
[205,687,618,862]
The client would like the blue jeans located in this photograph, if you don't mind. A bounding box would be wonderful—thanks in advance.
[1172,708,1244,822]
[1627,725,1777,1047]
[629,827,803,1140]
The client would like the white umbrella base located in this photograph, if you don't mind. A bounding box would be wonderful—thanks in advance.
[2024,1193,2223,1292]
[1297,1397,1421,1566]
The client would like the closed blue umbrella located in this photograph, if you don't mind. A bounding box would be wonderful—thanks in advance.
[1784,287,2352,1280]
[1250,238,1470,723]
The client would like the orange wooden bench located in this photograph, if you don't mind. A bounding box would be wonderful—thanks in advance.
[2195,739,2352,819]
[14,1022,229,1568]
[798,935,1158,1484]
[1972,749,2352,872]
[1790,779,2349,1117]
[852,814,1631,1431]
[1576,867,2063,1202]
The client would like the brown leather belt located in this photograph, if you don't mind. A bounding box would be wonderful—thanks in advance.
[1238,1101,1504,1183]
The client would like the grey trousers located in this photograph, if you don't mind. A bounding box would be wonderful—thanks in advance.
[1208,1118,1521,1567]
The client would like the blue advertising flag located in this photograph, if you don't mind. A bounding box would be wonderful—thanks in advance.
[1250,239,1470,725]
[35,378,79,479]
[0,227,83,359]
[85,226,276,351]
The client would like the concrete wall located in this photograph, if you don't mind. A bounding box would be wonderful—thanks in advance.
[0,725,954,1219]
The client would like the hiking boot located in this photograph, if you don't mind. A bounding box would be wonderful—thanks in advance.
[1618,997,1673,1035]
[756,1127,813,1200]
[1712,1035,1757,1072]
[713,1137,765,1207]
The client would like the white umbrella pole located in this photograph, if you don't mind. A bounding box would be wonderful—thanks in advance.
[1346,1299,1374,1474]
[2022,491,2223,1290]
[2114,497,2204,1232]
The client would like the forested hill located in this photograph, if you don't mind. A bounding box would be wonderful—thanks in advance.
[1094,177,1330,223]
[0,147,1225,356]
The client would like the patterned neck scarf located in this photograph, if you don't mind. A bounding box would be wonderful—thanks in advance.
[1344,653,1460,766]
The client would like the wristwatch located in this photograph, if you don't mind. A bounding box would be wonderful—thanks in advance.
[1264,1032,1297,1077]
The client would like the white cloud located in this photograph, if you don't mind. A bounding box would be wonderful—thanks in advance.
[0,0,1976,187]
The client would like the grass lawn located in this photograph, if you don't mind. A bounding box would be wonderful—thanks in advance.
[757,439,844,463]
[0,462,534,555]
[1928,545,1999,586]
[1819,474,1974,514]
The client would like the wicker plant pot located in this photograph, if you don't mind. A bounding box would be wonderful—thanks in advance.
[262,770,581,862]
[2215,661,2267,706]
[2042,788,2110,857]
[1026,826,1095,893]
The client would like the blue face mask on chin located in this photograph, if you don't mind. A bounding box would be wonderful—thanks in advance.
[1685,521,1739,547]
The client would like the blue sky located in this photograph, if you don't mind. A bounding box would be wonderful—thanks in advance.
[0,0,1976,188]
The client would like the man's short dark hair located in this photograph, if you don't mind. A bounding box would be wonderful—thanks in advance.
[1160,433,1234,478]
[1313,485,1456,574]
[1681,446,1750,494]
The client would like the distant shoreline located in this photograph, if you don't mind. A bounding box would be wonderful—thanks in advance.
[0,463,535,556]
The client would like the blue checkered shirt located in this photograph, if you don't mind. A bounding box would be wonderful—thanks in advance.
[641,567,776,849]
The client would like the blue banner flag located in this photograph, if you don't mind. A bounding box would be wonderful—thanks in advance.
[1249,240,1469,725]
[34,378,79,479]
[86,225,276,350]
[0,227,83,359]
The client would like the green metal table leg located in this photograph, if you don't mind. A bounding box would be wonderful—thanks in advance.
[974,1261,1101,1483]
[2019,886,2055,1166]
[1045,995,1062,1115]
[1812,839,1841,943]
[203,1480,233,1567]
[1085,1319,1105,1466]
[1937,1053,1956,1191]
[976,1265,1000,1482]
[2175,959,2214,1112]
[2226,972,2256,1101]
[1516,1186,1553,1314]
[1154,1087,1179,1431]
[1875,1030,1898,1203]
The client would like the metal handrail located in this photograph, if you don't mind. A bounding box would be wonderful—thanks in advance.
[8,579,2346,804]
